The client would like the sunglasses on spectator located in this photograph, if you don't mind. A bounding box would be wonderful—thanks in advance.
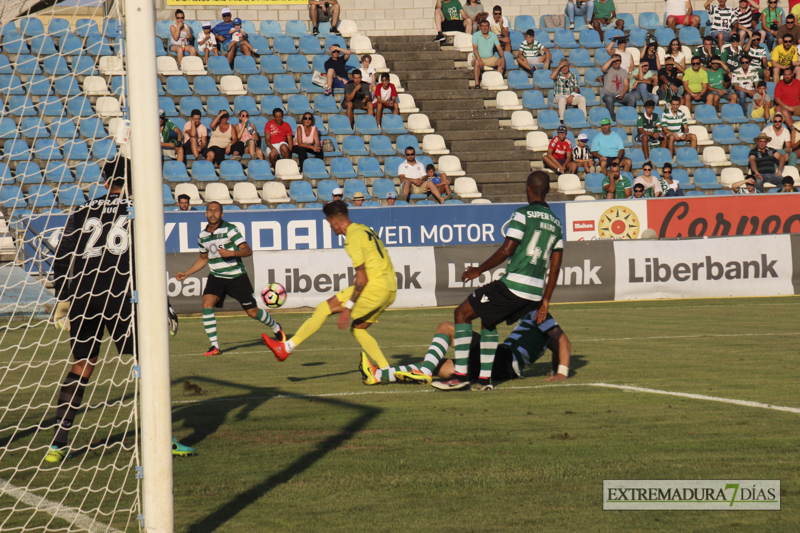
[741,60,750,64]
[333,194,343,197]
[692,61,700,65]
[223,14,231,17]
[239,113,248,118]
[774,119,783,123]
[176,16,184,19]
[303,116,313,121]
[784,40,793,43]
[663,169,672,174]
[643,167,652,172]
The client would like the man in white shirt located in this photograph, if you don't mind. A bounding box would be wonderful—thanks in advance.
[605,35,633,73]
[488,5,512,53]
[762,112,797,166]
[398,147,432,200]
[665,0,701,30]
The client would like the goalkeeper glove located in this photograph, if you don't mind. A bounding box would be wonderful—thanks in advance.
[53,301,70,331]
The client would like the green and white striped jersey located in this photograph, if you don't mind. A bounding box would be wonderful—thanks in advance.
[502,202,564,301]
[198,220,247,279]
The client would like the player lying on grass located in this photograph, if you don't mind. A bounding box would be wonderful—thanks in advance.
[359,310,570,385]
[263,201,397,378]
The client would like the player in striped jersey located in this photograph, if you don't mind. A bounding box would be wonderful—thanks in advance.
[176,201,284,356]
[386,311,571,386]
[434,171,564,391]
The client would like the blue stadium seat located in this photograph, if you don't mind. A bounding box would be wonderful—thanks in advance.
[729,144,751,166]
[654,27,676,46]
[583,90,601,108]
[593,49,611,67]
[58,186,87,206]
[155,97,176,117]
[502,51,518,71]
[330,158,358,179]
[166,76,193,96]
[532,70,554,89]
[153,36,167,56]
[367,135,395,156]
[163,161,190,182]
[247,204,271,210]
[47,18,71,39]
[30,35,57,55]
[289,181,317,203]
[310,115,327,135]
[414,199,435,205]
[568,49,593,68]
[273,34,298,55]
[273,74,300,94]
[79,117,106,139]
[261,55,286,75]
[713,189,734,195]
[712,124,739,145]
[51,118,79,141]
[0,118,17,139]
[206,96,231,116]
[506,71,533,90]
[579,28,603,48]
[16,163,45,184]
[247,75,273,95]
[617,13,635,28]
[57,32,82,56]
[8,96,36,117]
[354,115,381,135]
[395,135,421,155]
[87,183,107,201]
[62,139,89,160]
[679,26,702,46]
[737,123,761,144]
[27,75,52,96]
[319,136,342,156]
[110,76,127,96]
[191,160,218,181]
[75,18,100,37]
[301,158,329,180]
[376,115,404,135]
[639,12,663,30]
[316,179,339,201]
[343,136,369,156]
[522,90,547,110]
[721,103,747,123]
[612,127,632,147]
[380,156,403,178]
[286,94,313,115]
[313,94,339,114]
[92,139,117,160]
[285,19,309,37]
[3,32,30,54]
[45,162,72,184]
[554,29,578,48]
[564,109,590,129]
[193,76,220,96]
[343,178,370,199]
[247,160,275,181]
[20,118,48,139]
[514,15,536,33]
[649,147,673,166]
[71,56,97,76]
[261,95,286,115]
[259,20,283,38]
[208,56,234,76]
[275,203,298,210]
[669,168,694,190]
[74,162,101,183]
[298,35,323,56]
[220,161,247,181]
[626,148,645,169]
[694,104,721,124]
[86,35,113,56]
[324,35,347,50]
[615,106,638,126]
[0,75,24,95]
[536,109,560,130]
[676,147,704,167]
[578,129,599,144]
[162,184,175,205]
[583,173,604,194]
[357,157,384,178]
[102,19,122,38]
[628,28,648,48]
[38,96,64,117]
[54,77,81,96]
[328,115,354,135]
[19,17,45,37]
[234,56,259,75]
[287,56,313,75]
[693,168,722,189]
[234,95,261,116]
[155,20,172,40]
[0,186,26,208]
[361,200,380,207]
[248,35,272,56]
[299,74,324,94]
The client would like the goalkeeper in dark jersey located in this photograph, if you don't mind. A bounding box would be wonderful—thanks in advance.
[46,160,193,463]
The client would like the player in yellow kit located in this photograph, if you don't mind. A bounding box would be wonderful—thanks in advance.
[263,201,397,381]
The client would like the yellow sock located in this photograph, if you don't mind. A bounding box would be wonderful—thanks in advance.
[352,328,389,369]
[289,301,331,349]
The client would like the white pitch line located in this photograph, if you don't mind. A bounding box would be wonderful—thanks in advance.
[171,382,800,415]
[0,478,122,533]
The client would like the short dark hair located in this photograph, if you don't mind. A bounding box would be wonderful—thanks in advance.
[644,100,656,107]
[633,184,645,192]
[175,9,184,16]
[178,194,190,202]
[643,160,654,169]
[273,108,283,116]
[609,161,620,168]
[740,54,752,62]
[663,162,673,171]
[103,158,132,192]
[671,96,681,103]
[480,19,490,26]
[788,14,796,21]
[526,171,550,197]
[426,164,436,172]
[207,201,223,212]
[493,5,502,12]
[191,109,202,117]
[783,176,794,185]
[352,69,362,78]
[361,54,371,62]
[525,29,535,37]
[380,73,390,81]
[703,36,713,43]
[323,199,349,217]
[757,81,767,88]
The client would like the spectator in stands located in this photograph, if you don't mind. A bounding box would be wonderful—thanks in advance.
[600,54,635,120]
[434,0,473,43]
[398,147,430,200]
[779,175,798,192]
[472,19,505,88]
[732,55,760,115]
[733,0,758,43]
[661,162,684,196]
[344,70,373,127]
[665,39,687,70]
[665,0,701,30]
[592,118,632,172]
[352,192,365,206]
[641,42,661,72]
[694,36,720,68]
[658,57,685,101]
[606,36,633,73]
[762,112,797,166]
[706,55,738,110]
[590,0,624,44]
[721,33,745,72]
[360,55,376,94]
[629,183,646,198]
[197,22,218,65]
[662,96,698,155]
[634,161,667,197]
[731,174,761,193]
[776,14,800,46]
[550,58,585,123]
[517,30,551,73]
[749,132,785,191]
[309,0,341,36]
[543,125,577,175]
[771,35,800,83]
[178,194,192,211]
[426,163,452,202]
[637,100,664,159]
[762,0,785,50]
[324,45,351,96]
[751,80,774,119]
[169,10,197,68]
[213,11,255,67]
[292,113,323,170]
[183,109,208,161]
[705,0,738,49]
[160,109,184,163]
[372,73,400,129]
[683,55,711,106]
[488,5,511,53]
[565,0,594,30]
[235,111,264,161]
[464,0,487,33]
[572,133,595,172]
[774,67,800,128]
[745,34,769,81]
[631,61,658,103]
[331,187,344,201]
[386,192,397,205]
[601,160,632,199]
[206,110,243,165]
[264,108,294,169]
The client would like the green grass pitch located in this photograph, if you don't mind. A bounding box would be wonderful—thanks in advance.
[168,297,799,532]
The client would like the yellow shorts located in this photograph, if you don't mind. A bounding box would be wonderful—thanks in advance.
[336,285,396,324]
[751,106,776,119]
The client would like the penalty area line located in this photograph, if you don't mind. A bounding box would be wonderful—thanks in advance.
[0,478,122,533]
[171,382,800,415]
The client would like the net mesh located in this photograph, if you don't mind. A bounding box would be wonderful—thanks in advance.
[0,1,139,532]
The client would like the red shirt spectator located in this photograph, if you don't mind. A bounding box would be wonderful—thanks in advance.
[265,119,293,144]
[548,136,572,160]
[774,78,800,107]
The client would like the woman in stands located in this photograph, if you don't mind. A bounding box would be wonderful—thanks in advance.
[641,41,661,71]
[633,161,667,197]
[206,110,244,165]
[291,113,324,171]
[169,9,197,68]
[463,0,487,34]
[236,111,264,160]
[666,39,686,70]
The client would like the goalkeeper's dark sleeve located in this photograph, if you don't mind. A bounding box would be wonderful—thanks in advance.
[52,212,79,301]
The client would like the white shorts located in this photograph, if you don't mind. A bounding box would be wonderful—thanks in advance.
[270,142,289,156]
[198,42,216,53]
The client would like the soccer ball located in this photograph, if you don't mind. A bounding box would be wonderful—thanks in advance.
[261,283,287,308]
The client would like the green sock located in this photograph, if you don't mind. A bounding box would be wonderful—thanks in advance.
[203,308,218,348]
[453,324,472,377]
[479,329,499,381]
[256,309,281,334]
[422,333,450,376]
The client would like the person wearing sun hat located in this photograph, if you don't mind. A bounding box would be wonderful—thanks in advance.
[386,192,397,206]
[591,117,632,172]
[352,191,365,207]
[214,9,255,66]
[572,132,595,173]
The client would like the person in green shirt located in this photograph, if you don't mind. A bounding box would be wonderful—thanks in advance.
[159,109,184,163]
[693,36,720,68]
[682,56,710,107]
[601,161,632,199]
[590,0,624,43]
[705,54,738,110]
[434,0,472,42]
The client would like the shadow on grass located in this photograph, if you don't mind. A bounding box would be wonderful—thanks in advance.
[170,376,381,533]
[530,354,589,377]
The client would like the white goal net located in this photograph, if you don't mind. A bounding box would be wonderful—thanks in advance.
[0,0,141,531]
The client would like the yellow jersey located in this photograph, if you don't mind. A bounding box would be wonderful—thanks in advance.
[772,45,797,68]
[344,223,397,292]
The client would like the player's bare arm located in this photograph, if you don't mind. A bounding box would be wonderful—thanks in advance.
[218,243,252,259]
[338,264,368,329]
[176,253,208,281]
[536,249,563,324]
[544,326,571,381]
[462,238,519,282]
